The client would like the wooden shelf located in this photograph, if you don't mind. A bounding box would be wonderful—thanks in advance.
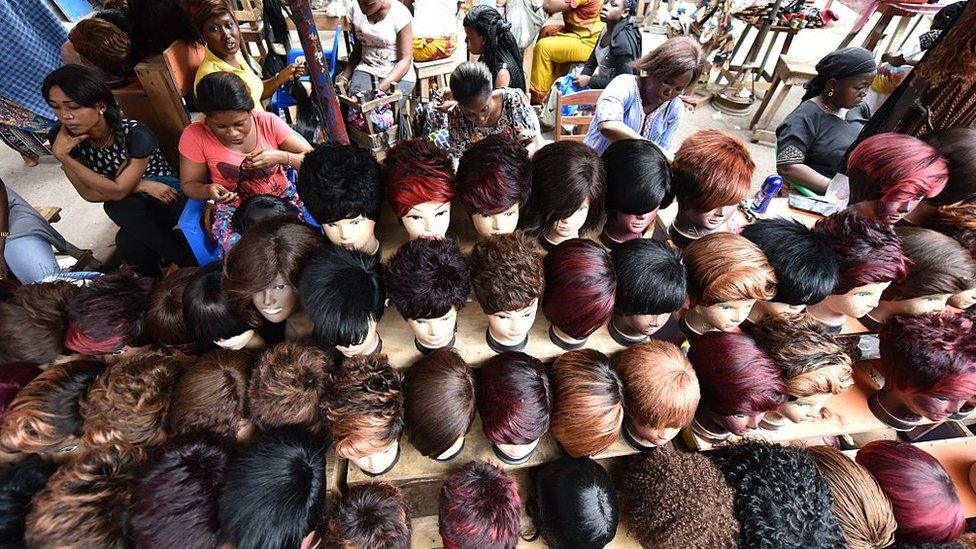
[409,514,644,548]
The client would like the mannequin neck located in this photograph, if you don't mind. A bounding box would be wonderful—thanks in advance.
[681,307,715,335]
[805,301,848,328]
[866,301,901,324]
[869,387,924,430]
[363,236,381,256]
[543,226,577,247]
[602,218,645,243]
[284,308,313,340]
[671,209,729,238]
[691,413,731,442]
[485,329,528,353]
[549,324,586,350]
[609,316,650,345]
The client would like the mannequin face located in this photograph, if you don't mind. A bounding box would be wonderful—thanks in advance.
[236,419,255,445]
[821,281,891,319]
[683,205,736,231]
[437,436,465,460]
[215,329,256,350]
[495,438,539,460]
[471,203,519,238]
[101,344,151,364]
[877,294,952,317]
[402,201,451,240]
[336,319,380,357]
[949,287,976,310]
[852,197,924,225]
[548,198,590,242]
[616,312,672,338]
[252,274,298,323]
[695,299,756,332]
[610,210,655,236]
[751,301,805,321]
[780,392,834,423]
[322,215,378,253]
[887,388,970,422]
[407,307,458,349]
[487,299,538,345]
[627,417,681,447]
[350,440,399,474]
[710,410,765,436]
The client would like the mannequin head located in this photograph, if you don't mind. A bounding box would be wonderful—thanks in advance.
[550,349,624,457]
[0,457,54,547]
[848,133,948,224]
[469,232,545,349]
[923,127,976,207]
[610,239,686,341]
[672,130,754,236]
[169,350,254,442]
[67,16,131,79]
[144,268,197,347]
[183,262,253,350]
[65,271,154,360]
[248,341,333,436]
[386,239,470,351]
[325,482,412,549]
[456,134,531,238]
[688,333,787,437]
[439,460,521,549]
[601,139,672,243]
[523,141,605,244]
[0,281,78,366]
[299,246,385,356]
[542,240,617,346]
[527,456,618,549]
[325,355,404,475]
[382,139,455,240]
[404,349,475,461]
[218,427,327,549]
[297,144,383,252]
[231,194,302,236]
[856,440,964,544]
[613,341,700,448]
[477,352,552,463]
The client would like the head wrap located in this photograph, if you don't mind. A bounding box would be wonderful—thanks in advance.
[803,47,877,101]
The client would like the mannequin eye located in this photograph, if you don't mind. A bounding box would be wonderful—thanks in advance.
[59,445,78,453]
[273,284,288,290]
[435,210,447,217]
[935,396,949,402]
[733,413,747,419]
[505,210,516,217]
[415,319,427,324]
[479,214,491,219]
[406,215,421,221]
[350,219,360,225]
[495,313,510,320]
[112,348,126,356]
[720,305,733,311]
[326,222,338,228]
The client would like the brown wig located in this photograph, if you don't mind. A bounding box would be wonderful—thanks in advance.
[924,127,976,206]
[883,227,976,300]
[469,231,545,314]
[683,232,777,305]
[923,203,976,253]
[403,349,475,458]
[325,482,412,549]
[65,271,154,355]
[522,141,606,236]
[68,16,131,75]
[247,341,333,436]
[0,280,79,365]
[169,349,255,439]
[144,267,197,347]
[612,340,700,431]
[325,354,404,460]
[672,130,755,212]
[549,349,624,457]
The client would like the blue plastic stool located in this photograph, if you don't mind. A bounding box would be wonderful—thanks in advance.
[178,198,221,266]
[269,30,342,114]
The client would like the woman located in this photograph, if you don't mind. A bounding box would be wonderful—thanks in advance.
[42,65,195,277]
[530,0,605,104]
[463,6,527,90]
[583,36,704,154]
[179,72,312,253]
[336,0,416,99]
[575,0,641,90]
[776,47,876,195]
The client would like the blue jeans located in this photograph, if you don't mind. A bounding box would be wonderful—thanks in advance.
[3,235,99,284]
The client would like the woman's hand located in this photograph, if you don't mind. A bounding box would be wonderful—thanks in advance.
[335,70,352,91]
[52,127,87,160]
[281,59,307,82]
[137,179,181,204]
[243,150,286,170]
[573,74,592,88]
[539,24,564,38]
[207,184,238,204]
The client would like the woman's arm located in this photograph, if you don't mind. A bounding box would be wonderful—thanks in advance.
[0,185,8,277]
[378,22,414,92]
[597,120,643,142]
[338,23,362,88]
[261,60,307,99]
[60,161,113,202]
[778,163,830,194]
[51,127,147,201]
[244,133,314,171]
[179,155,237,203]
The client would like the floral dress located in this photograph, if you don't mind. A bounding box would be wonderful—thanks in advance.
[446,87,540,158]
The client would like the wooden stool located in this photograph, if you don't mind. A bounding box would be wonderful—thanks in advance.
[414,54,462,102]
[749,55,816,144]
[33,206,100,271]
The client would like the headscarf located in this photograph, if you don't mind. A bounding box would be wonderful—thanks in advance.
[802,47,877,101]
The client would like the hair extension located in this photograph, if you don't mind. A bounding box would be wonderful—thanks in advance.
[0,280,79,365]
[439,460,521,549]
[42,65,123,130]
[462,7,526,91]
[381,139,455,218]
[286,77,322,144]
[683,232,777,306]
[813,209,912,293]
[883,227,976,300]
[611,239,686,315]
[848,133,949,205]
[325,482,412,549]
[230,194,302,236]
[542,239,616,339]
[386,238,470,321]
[742,218,841,305]
[64,270,154,355]
[184,261,251,344]
[325,354,404,460]
[632,36,706,83]
[403,349,475,458]
[688,332,787,416]
[672,130,754,212]
[526,456,618,548]
[456,134,531,216]
[248,341,332,436]
[602,138,673,215]
[68,16,131,75]
[469,232,545,314]
[144,267,197,347]
[613,340,700,431]
[477,352,552,445]
[749,315,854,398]
[448,61,494,105]
[878,312,976,399]
[549,349,624,457]
[522,141,605,235]
[0,364,42,427]
[168,349,254,439]
[924,127,976,205]
[297,143,383,224]
[0,457,55,547]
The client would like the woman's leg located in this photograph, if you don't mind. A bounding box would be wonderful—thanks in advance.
[103,194,195,274]
[347,70,376,96]
[530,33,600,103]
[3,235,60,283]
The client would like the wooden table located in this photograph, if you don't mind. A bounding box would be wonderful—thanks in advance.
[833,0,953,54]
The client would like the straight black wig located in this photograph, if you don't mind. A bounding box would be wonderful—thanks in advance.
[527,456,619,548]
[42,64,122,130]
[183,262,250,344]
[296,143,383,224]
[611,239,687,315]
[741,219,841,305]
[602,139,673,215]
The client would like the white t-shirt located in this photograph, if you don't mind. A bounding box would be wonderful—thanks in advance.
[412,0,458,38]
[349,0,416,81]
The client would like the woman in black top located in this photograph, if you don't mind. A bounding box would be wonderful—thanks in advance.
[573,0,642,90]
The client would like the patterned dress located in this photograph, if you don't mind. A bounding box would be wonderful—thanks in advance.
[446,87,540,158]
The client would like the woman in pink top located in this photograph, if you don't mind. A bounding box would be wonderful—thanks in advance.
[179,72,313,252]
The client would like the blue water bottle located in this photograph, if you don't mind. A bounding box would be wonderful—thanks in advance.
[751,174,784,214]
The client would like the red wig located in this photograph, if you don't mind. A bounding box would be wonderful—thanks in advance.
[381,138,456,218]
[687,332,787,416]
[541,239,616,340]
[879,312,976,400]
[848,133,949,205]
[439,460,521,549]
[672,130,755,212]
[477,352,552,445]
[456,134,531,215]
[856,440,964,544]
[65,271,154,355]
[814,210,910,293]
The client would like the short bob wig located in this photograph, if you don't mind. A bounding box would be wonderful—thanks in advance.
[0,280,79,365]
[297,143,384,224]
[613,341,700,432]
[183,262,250,344]
[298,246,385,348]
[218,426,328,549]
[814,210,911,293]
[741,218,840,305]
[325,482,412,549]
[404,349,475,459]
[527,456,619,548]
[923,203,976,253]
[611,239,686,315]
[248,341,333,436]
[64,270,154,355]
[848,133,948,206]
[883,227,976,301]
[924,127,976,206]
[0,457,55,546]
[683,232,777,306]
[477,352,552,446]
[324,354,404,460]
[439,460,521,549]
[878,312,976,400]
[42,65,122,131]
[672,130,754,212]
[381,138,456,218]
[549,349,624,457]
[168,349,255,440]
[688,332,788,417]
[602,138,673,215]
[144,268,197,347]
[195,71,255,113]
[522,141,606,235]
[542,239,617,340]
[386,238,470,321]
[456,134,531,216]
[68,16,131,75]
[469,231,545,314]
[856,440,964,544]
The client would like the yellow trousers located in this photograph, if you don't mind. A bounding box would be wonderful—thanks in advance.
[530,31,601,102]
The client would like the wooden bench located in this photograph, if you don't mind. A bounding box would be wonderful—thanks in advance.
[749,55,816,144]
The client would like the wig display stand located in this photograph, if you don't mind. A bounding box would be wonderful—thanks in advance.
[712,0,787,115]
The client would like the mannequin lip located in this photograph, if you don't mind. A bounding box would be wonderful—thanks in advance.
[261,307,283,315]
[341,243,357,250]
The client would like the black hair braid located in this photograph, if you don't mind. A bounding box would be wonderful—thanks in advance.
[465,7,527,92]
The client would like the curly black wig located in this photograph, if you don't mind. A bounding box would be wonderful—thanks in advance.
[385,238,470,321]
[297,143,383,224]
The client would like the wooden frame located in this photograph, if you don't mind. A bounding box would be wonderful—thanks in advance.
[553,88,602,142]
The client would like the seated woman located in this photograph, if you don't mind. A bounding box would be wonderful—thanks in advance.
[583,37,705,154]
[42,65,195,277]
[336,0,416,100]
[776,47,876,195]
[410,0,461,62]
[529,0,605,104]
[463,6,527,90]
[574,0,641,90]
[178,72,313,252]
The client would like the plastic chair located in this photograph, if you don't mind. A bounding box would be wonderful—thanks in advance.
[269,29,342,114]
[178,198,221,266]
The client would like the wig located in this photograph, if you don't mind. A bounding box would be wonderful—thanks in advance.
[65,271,154,355]
[0,457,54,547]
[683,233,777,306]
[404,349,475,458]
[631,36,706,83]
[130,434,231,549]
[549,349,624,457]
[542,239,617,339]
[602,138,673,215]
[688,332,788,416]
[527,456,619,548]
[477,352,552,446]
[611,239,686,315]
[438,460,521,549]
[381,139,455,218]
[168,349,254,439]
[298,246,385,348]
[522,141,605,235]
[749,315,853,398]
[469,232,545,314]
[814,210,911,293]
[0,280,78,365]
[808,445,897,549]
[672,130,754,212]
[324,354,404,460]
[742,218,841,305]
[218,426,328,549]
[883,227,976,300]
[848,133,949,205]
[230,194,302,236]
[856,440,964,544]
[924,127,976,205]
[878,312,976,399]
[456,134,531,216]
[68,16,131,75]
[325,482,412,549]
[183,262,250,344]
[0,364,42,427]
[621,448,740,548]
[613,340,700,431]
[923,203,976,253]
[708,441,847,548]
[297,143,383,224]
[386,238,470,321]
[248,341,333,436]
[144,267,197,347]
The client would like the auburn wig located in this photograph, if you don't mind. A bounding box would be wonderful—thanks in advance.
[0,457,55,546]
[672,130,754,212]
[542,239,617,339]
[923,203,976,253]
[144,267,197,347]
[741,218,840,305]
[602,138,673,215]
[168,349,255,439]
[522,141,606,235]
[325,482,412,549]
[68,16,131,75]
[65,271,154,355]
[688,332,787,416]
[477,352,552,445]
[456,134,531,216]
[439,460,521,549]
[613,341,700,431]
[549,349,624,457]
[878,312,976,400]
[0,280,79,365]
[183,261,250,344]
[611,239,686,315]
[0,364,42,427]
[924,127,976,205]
[297,143,384,223]
[386,238,470,321]
[381,138,455,218]
[813,210,911,293]
[749,315,853,398]
[527,456,619,549]
[325,354,404,460]
[469,232,545,314]
[883,227,975,300]
[403,349,475,458]
[683,233,777,306]
[248,341,333,436]
[848,133,949,205]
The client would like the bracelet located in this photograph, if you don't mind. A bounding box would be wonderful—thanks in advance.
[284,152,292,168]
[0,231,8,239]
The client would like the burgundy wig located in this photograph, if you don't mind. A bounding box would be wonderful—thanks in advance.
[382,139,456,218]
[813,210,911,293]
[65,271,154,355]
[477,352,552,446]
[456,134,531,216]
[855,440,964,544]
[439,460,521,549]
[687,332,787,416]
[541,239,616,340]
[879,312,976,400]
[848,133,949,205]
[0,363,42,426]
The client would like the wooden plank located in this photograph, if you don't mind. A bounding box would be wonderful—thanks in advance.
[33,206,61,223]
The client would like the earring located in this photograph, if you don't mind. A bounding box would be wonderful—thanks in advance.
[827,90,834,97]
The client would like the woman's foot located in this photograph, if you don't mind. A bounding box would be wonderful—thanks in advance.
[21,153,39,167]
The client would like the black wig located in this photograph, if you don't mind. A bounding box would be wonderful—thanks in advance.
[611,239,686,315]
[385,238,470,321]
[602,139,673,215]
[742,219,841,305]
[527,456,619,548]
[0,457,55,546]
[297,143,383,224]
[183,262,250,344]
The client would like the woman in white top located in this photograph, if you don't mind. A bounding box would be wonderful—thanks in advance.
[337,0,416,100]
